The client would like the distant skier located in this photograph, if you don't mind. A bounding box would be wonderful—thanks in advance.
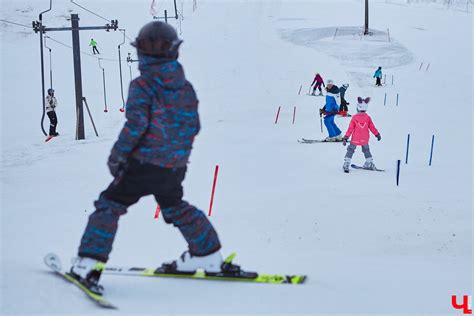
[89,38,100,55]
[310,73,325,96]
[342,97,381,172]
[70,22,231,294]
[373,66,382,86]
[339,83,350,116]
[45,88,59,139]
[320,80,343,141]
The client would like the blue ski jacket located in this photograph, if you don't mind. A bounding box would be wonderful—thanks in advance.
[374,68,382,78]
[324,85,340,115]
[110,55,200,168]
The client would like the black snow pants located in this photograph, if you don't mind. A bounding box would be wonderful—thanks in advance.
[47,111,58,136]
[78,159,222,262]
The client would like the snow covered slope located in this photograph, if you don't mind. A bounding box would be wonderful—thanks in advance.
[1,0,472,315]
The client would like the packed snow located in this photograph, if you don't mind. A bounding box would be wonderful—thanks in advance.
[1,0,472,315]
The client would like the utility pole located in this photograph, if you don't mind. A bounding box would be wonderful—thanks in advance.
[364,0,369,35]
[33,14,118,140]
[152,0,178,22]
[71,14,85,139]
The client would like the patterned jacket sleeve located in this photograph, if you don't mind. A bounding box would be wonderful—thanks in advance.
[368,116,379,136]
[345,117,356,138]
[110,79,151,162]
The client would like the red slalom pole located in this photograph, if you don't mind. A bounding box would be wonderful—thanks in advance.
[292,106,296,124]
[274,106,281,124]
[154,204,161,219]
[208,165,219,216]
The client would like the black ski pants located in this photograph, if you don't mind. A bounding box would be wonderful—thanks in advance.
[47,111,58,136]
[78,159,221,262]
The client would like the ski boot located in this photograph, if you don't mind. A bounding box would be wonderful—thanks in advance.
[363,158,376,170]
[160,250,223,275]
[159,251,258,279]
[176,250,223,273]
[324,136,336,142]
[343,158,351,173]
[205,253,257,279]
[335,134,344,142]
[69,257,105,295]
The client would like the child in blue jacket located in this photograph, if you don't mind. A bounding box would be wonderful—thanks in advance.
[373,67,382,86]
[320,80,342,141]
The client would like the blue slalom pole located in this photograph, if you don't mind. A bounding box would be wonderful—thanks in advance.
[429,135,435,166]
[405,134,410,164]
[396,160,401,186]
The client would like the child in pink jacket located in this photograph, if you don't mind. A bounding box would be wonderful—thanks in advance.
[342,97,381,172]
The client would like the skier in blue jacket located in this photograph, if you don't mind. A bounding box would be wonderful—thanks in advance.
[320,80,343,141]
[373,66,382,86]
[69,21,232,295]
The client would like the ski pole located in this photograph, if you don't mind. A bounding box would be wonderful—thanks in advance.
[320,113,323,133]
[274,106,281,124]
[208,165,219,216]
[396,160,401,186]
[154,204,161,219]
[292,106,296,124]
[429,135,435,166]
[298,85,302,95]
[405,133,410,164]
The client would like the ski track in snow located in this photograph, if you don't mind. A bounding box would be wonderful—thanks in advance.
[279,26,414,87]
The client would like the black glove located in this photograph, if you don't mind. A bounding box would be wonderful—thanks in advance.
[376,133,381,141]
[107,155,126,178]
[342,136,348,146]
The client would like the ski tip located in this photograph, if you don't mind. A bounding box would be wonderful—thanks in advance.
[291,275,307,284]
[44,253,62,272]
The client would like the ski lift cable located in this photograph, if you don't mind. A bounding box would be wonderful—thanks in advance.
[39,0,53,137]
[46,35,123,62]
[44,36,53,89]
[98,58,108,113]
[118,29,127,111]
[69,0,137,44]
[0,18,34,29]
[69,1,135,44]
[70,0,111,23]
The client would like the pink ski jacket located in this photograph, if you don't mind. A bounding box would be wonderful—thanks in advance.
[345,112,379,146]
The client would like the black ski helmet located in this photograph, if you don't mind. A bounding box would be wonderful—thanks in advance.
[131,21,183,59]
[47,88,54,95]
